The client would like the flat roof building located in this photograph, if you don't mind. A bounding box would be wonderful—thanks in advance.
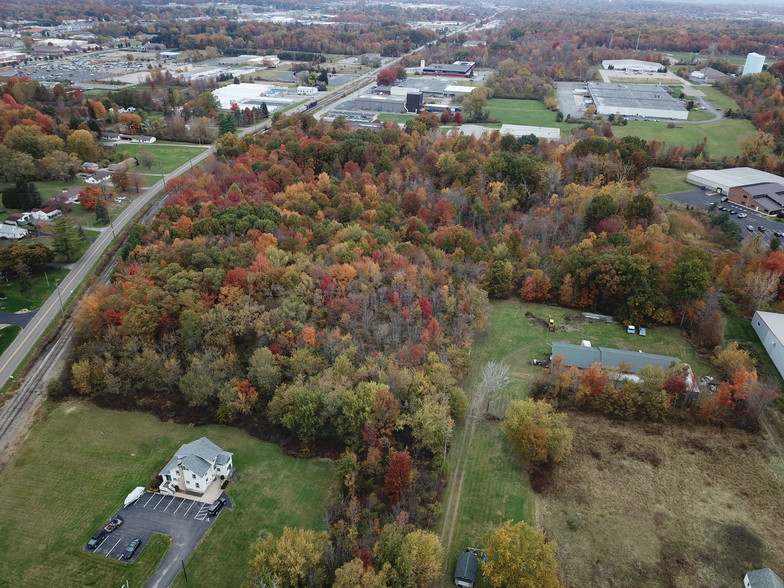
[587,82,688,120]
[601,59,664,73]
[500,124,560,141]
[728,182,784,215]
[752,312,784,381]
[686,167,784,195]
[422,61,476,77]
[212,82,293,110]
[354,92,423,114]
[551,342,681,374]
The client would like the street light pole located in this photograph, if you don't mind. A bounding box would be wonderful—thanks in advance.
[54,278,64,318]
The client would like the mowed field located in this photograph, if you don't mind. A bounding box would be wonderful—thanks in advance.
[117,143,208,174]
[0,401,334,588]
[440,301,712,585]
[646,167,692,195]
[486,98,572,132]
[613,117,755,158]
[543,411,784,587]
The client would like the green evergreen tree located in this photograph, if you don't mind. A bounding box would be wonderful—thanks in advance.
[51,217,83,262]
[95,199,110,225]
[14,261,32,295]
[218,112,237,136]
[260,102,269,118]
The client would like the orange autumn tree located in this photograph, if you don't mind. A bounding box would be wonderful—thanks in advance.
[78,185,101,210]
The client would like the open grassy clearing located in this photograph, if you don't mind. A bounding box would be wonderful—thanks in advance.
[699,85,742,112]
[377,113,415,123]
[612,117,755,158]
[0,401,334,588]
[542,411,784,587]
[687,108,715,121]
[486,98,571,132]
[0,267,69,312]
[647,167,692,195]
[116,143,207,174]
[440,301,712,584]
[0,324,21,354]
[725,317,783,388]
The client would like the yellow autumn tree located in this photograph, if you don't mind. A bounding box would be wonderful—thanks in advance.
[482,520,563,588]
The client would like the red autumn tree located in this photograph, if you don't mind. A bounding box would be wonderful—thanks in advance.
[384,449,413,503]
[376,68,399,86]
[78,185,101,210]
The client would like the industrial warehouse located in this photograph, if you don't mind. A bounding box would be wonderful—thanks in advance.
[585,82,689,120]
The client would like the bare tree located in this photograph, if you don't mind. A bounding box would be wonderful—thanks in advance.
[745,270,780,312]
[475,360,511,418]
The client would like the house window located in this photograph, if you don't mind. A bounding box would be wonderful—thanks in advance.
[195,482,200,488]
[192,474,196,479]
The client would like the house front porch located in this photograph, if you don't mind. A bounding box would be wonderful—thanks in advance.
[160,476,227,504]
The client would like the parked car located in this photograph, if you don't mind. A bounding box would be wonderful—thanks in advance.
[758,226,767,232]
[207,496,227,517]
[775,231,784,238]
[721,196,729,202]
[86,528,107,550]
[729,210,737,215]
[746,225,755,232]
[738,213,748,218]
[123,538,141,560]
[104,516,123,533]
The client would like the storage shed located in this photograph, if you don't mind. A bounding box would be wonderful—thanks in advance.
[454,550,478,587]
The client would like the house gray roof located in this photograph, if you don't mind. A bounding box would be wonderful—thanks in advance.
[454,551,478,583]
[551,342,681,373]
[161,437,232,478]
[746,569,784,588]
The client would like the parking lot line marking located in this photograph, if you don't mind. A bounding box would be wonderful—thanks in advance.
[173,498,185,514]
[183,501,195,517]
[143,493,155,507]
[163,496,176,512]
[106,538,122,558]
[153,495,166,510]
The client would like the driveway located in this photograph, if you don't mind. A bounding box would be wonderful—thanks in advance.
[86,491,230,587]
[555,82,586,119]
[0,310,37,328]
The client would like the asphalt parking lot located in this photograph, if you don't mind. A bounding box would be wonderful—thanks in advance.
[86,491,230,587]
[662,188,784,244]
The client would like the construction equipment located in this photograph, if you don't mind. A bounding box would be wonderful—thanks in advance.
[548,316,555,332]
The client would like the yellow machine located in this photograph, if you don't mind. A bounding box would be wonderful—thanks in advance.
[548,316,555,332]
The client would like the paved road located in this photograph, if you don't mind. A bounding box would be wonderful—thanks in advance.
[662,188,783,244]
[0,146,212,389]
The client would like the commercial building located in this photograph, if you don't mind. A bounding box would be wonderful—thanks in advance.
[422,61,476,77]
[0,50,27,66]
[742,52,765,76]
[751,312,784,381]
[686,167,784,195]
[728,182,784,215]
[354,91,423,114]
[586,82,688,120]
[689,67,730,84]
[500,124,560,141]
[601,59,665,73]
[212,82,291,110]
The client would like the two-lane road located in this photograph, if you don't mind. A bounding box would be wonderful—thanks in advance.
[0,146,214,388]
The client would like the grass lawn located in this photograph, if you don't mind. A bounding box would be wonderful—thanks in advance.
[0,324,21,354]
[647,167,692,195]
[725,316,783,388]
[543,412,784,587]
[0,401,334,588]
[687,108,715,122]
[377,113,415,123]
[612,117,755,158]
[0,267,69,312]
[664,51,705,64]
[699,86,741,112]
[34,180,81,199]
[440,301,712,581]
[116,143,207,174]
[486,98,571,132]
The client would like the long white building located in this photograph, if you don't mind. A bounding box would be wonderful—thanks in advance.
[601,59,664,73]
[586,82,688,120]
[686,167,784,195]
[752,311,784,380]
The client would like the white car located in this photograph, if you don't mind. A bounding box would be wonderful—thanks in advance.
[738,213,748,218]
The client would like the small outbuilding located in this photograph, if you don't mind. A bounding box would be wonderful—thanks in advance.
[454,550,479,588]
[744,568,784,588]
